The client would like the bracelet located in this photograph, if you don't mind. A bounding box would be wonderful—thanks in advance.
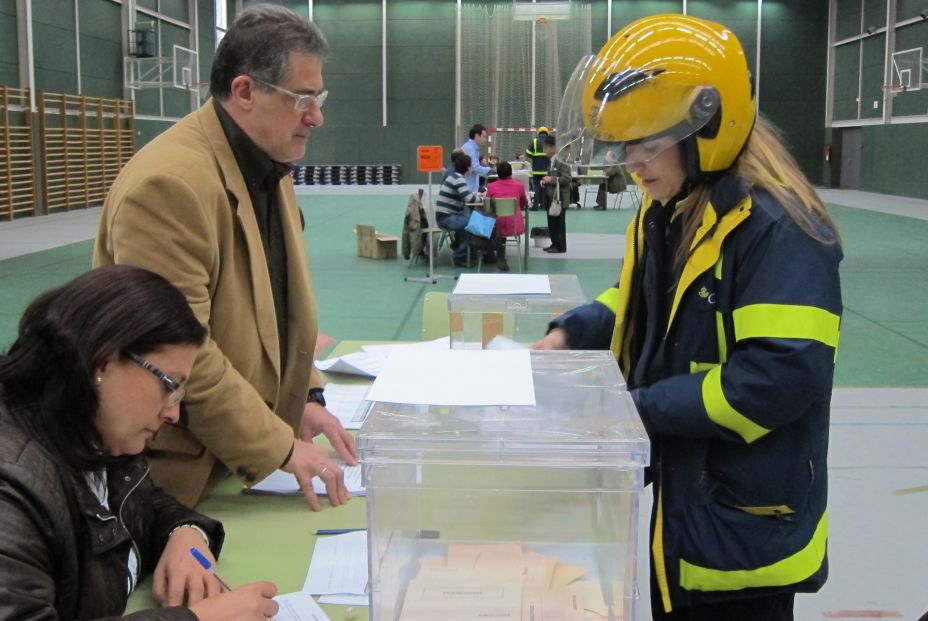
[169,523,210,548]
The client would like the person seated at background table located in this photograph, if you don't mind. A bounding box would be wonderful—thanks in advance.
[441,147,464,183]
[485,160,529,266]
[436,153,479,267]
[0,265,279,621]
[595,149,628,210]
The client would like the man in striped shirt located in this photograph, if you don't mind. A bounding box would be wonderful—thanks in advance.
[435,153,479,267]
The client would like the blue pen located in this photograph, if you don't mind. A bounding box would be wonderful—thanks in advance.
[189,547,232,591]
[314,528,365,535]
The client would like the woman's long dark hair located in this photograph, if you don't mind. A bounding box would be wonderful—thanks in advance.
[0,265,207,472]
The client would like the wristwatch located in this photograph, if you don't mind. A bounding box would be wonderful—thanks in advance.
[306,388,326,407]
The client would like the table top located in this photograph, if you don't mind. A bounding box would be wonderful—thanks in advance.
[125,340,379,619]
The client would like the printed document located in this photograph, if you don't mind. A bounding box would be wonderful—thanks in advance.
[272,592,330,621]
[315,351,382,378]
[323,383,371,429]
[246,462,365,497]
[302,530,368,596]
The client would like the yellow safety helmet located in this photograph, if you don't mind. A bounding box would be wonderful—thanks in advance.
[554,14,755,175]
[537,126,550,135]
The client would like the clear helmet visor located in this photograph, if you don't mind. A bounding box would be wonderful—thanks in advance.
[553,55,721,168]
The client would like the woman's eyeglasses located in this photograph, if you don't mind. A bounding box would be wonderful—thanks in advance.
[126,352,186,407]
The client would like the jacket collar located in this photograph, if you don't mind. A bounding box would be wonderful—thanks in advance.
[213,99,291,193]
[194,100,284,378]
[76,457,149,555]
[664,175,753,334]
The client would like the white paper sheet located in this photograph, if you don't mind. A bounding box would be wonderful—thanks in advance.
[318,594,369,607]
[315,351,383,378]
[360,336,450,355]
[272,592,331,621]
[246,462,365,497]
[323,383,371,429]
[486,335,527,350]
[364,349,536,406]
[302,530,369,596]
[452,274,551,296]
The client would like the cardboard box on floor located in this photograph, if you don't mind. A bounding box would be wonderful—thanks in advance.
[356,224,399,259]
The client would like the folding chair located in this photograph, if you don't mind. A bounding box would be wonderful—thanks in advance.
[476,197,523,273]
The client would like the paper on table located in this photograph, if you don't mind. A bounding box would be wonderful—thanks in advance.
[365,349,535,406]
[302,530,368,596]
[246,462,365,497]
[323,383,371,430]
[361,336,450,355]
[272,592,331,621]
[318,594,368,607]
[452,273,551,296]
[315,351,382,378]
[486,335,526,350]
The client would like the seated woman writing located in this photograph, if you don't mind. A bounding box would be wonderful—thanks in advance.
[0,265,278,621]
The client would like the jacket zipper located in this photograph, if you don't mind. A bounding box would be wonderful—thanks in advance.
[118,465,149,593]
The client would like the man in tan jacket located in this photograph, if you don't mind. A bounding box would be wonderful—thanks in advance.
[94,5,355,510]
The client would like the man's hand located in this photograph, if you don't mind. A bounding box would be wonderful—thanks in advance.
[532,328,569,350]
[188,581,279,621]
[281,438,350,511]
[153,528,222,606]
[299,402,357,466]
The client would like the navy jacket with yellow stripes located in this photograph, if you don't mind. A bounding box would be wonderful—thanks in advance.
[550,174,842,612]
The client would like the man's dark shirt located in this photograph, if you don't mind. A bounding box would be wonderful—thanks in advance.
[214,99,292,372]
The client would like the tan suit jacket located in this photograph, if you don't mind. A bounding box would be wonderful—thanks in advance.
[93,101,322,507]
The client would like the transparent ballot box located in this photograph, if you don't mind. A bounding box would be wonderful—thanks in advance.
[448,274,586,349]
[359,350,649,621]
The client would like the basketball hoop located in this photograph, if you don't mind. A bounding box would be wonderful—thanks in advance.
[882,83,907,98]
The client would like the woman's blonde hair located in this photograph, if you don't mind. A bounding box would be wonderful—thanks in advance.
[675,116,840,266]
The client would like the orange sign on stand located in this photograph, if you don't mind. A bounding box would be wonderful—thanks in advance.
[417,145,444,173]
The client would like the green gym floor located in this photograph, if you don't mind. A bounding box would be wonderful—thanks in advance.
[1,186,927,617]
[1,187,926,387]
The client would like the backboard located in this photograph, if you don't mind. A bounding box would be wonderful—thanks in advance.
[891,47,924,91]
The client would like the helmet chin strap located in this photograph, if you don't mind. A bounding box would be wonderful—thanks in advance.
[680,136,702,186]
[679,135,726,190]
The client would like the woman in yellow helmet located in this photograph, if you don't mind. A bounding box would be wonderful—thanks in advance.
[538,15,842,620]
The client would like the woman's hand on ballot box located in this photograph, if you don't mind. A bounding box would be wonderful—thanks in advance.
[532,328,569,350]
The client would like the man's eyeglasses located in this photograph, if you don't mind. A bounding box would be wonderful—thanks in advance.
[127,352,186,408]
[254,78,328,112]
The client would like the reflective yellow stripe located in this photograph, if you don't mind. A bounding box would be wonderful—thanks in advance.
[689,361,717,374]
[595,287,621,314]
[679,511,828,591]
[733,304,840,348]
[715,311,727,364]
[733,505,795,517]
[714,257,727,363]
[702,366,771,443]
[652,489,673,612]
